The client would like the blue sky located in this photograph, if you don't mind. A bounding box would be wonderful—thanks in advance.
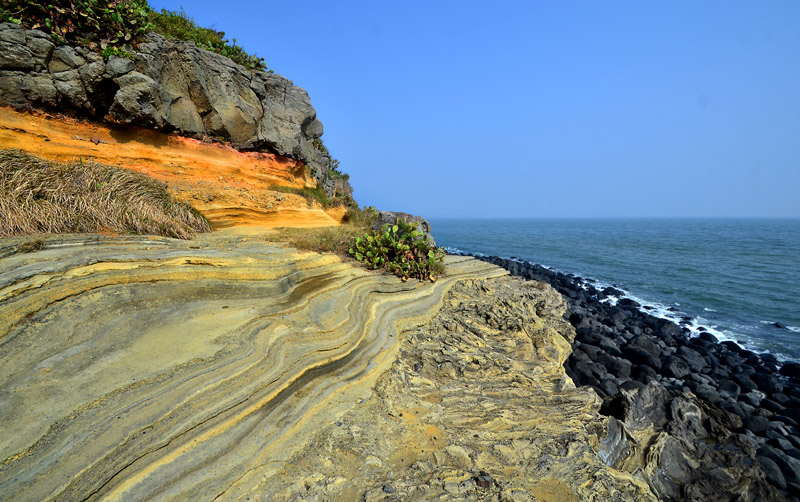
[148,1,800,218]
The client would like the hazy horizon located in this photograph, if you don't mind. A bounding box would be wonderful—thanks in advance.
[149,1,800,219]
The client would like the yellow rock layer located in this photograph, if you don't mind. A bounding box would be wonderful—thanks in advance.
[0,232,655,501]
[0,107,345,229]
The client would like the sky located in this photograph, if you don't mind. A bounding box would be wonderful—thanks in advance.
[148,1,800,218]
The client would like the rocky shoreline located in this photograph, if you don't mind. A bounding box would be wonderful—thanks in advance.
[467,254,800,501]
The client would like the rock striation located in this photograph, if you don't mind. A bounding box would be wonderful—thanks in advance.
[0,22,350,197]
[267,276,656,501]
[0,232,664,501]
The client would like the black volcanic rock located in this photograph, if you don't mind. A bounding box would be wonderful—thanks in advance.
[468,253,796,500]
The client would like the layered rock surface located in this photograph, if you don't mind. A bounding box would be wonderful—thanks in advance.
[477,255,794,501]
[0,107,345,229]
[0,232,657,501]
[0,22,350,197]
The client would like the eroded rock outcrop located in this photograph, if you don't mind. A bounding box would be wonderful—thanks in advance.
[268,276,656,501]
[476,255,793,501]
[0,234,504,500]
[0,22,349,197]
[0,233,661,501]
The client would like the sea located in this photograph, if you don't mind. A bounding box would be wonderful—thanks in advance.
[430,218,800,362]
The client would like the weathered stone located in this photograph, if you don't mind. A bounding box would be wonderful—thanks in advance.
[52,69,88,110]
[48,45,85,73]
[0,22,35,70]
[0,71,29,107]
[110,71,165,127]
[79,61,107,94]
[0,245,657,501]
[19,74,58,107]
[104,56,135,78]
[664,355,691,379]
[24,30,54,71]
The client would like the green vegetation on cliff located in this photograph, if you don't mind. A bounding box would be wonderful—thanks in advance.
[150,7,267,71]
[0,0,268,70]
[0,149,211,239]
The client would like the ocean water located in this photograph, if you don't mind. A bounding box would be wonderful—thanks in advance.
[431,218,800,362]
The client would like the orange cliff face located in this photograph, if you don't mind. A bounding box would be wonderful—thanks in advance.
[0,107,347,229]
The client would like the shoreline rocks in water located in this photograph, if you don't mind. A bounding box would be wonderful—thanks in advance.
[469,254,800,501]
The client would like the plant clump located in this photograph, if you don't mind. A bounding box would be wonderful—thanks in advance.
[312,138,349,182]
[0,149,211,239]
[0,1,269,71]
[349,218,445,281]
[0,0,152,46]
[101,45,135,61]
[149,7,267,71]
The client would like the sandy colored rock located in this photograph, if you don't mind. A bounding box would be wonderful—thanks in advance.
[264,277,657,502]
[0,233,504,500]
[0,231,657,501]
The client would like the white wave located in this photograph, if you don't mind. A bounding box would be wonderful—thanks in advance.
[704,307,717,312]
[789,326,800,333]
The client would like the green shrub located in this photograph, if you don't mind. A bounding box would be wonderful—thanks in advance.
[349,218,445,281]
[312,137,349,181]
[341,205,377,227]
[150,7,267,71]
[0,2,269,72]
[101,45,135,61]
[0,0,152,46]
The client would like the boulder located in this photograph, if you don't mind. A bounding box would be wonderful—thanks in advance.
[780,362,800,379]
[757,457,787,491]
[663,356,691,379]
[0,22,35,70]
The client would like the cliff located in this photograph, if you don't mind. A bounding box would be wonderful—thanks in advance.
[0,21,352,203]
[0,107,346,229]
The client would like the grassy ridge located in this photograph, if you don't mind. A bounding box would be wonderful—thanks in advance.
[0,1,268,71]
[0,149,211,239]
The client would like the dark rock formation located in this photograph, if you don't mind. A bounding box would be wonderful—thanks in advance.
[468,254,800,501]
[0,22,350,198]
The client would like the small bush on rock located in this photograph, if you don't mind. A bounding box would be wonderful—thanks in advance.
[0,0,152,46]
[349,218,445,281]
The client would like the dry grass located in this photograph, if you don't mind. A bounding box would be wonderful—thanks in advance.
[269,207,377,256]
[0,149,211,239]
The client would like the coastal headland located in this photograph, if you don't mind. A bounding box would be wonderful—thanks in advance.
[1,14,798,502]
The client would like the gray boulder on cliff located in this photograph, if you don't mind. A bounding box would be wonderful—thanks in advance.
[0,22,349,198]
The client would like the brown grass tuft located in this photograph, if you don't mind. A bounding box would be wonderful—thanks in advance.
[269,206,378,257]
[0,149,211,239]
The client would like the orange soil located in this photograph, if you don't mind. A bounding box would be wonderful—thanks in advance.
[0,108,346,229]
